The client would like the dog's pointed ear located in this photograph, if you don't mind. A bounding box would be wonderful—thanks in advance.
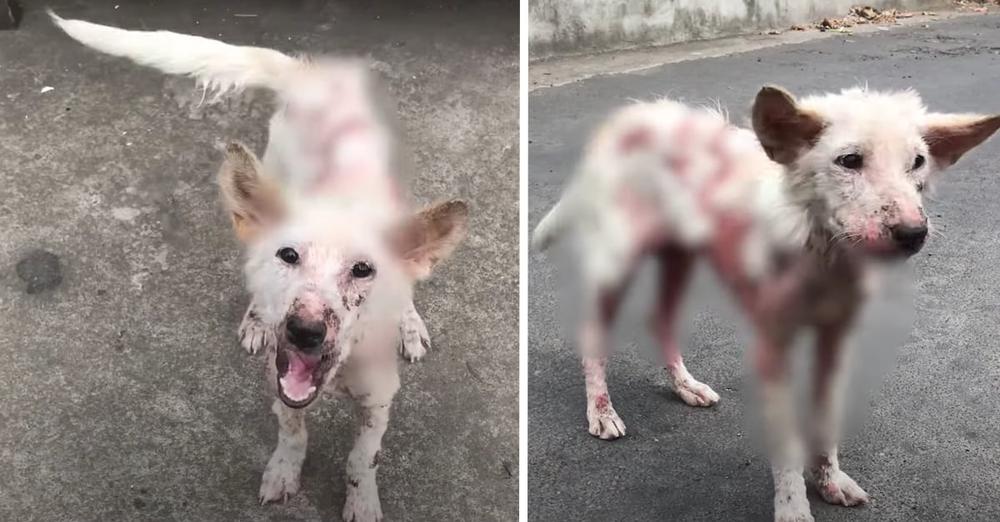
[389,200,469,280]
[751,85,826,165]
[922,113,1000,168]
[218,142,284,242]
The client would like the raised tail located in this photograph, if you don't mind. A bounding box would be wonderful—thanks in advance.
[532,199,569,252]
[49,10,298,96]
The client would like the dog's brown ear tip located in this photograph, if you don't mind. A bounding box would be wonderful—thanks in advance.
[756,85,779,97]
[756,85,795,103]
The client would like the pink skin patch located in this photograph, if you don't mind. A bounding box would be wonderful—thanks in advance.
[699,126,736,208]
[616,186,668,250]
[594,393,610,413]
[862,221,882,242]
[707,214,752,291]
[619,126,652,153]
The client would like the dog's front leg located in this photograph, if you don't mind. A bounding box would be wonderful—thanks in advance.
[239,300,275,355]
[259,399,307,504]
[756,335,813,522]
[343,365,400,522]
[808,321,869,507]
[398,300,430,362]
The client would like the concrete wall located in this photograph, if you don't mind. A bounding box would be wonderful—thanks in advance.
[530,0,945,59]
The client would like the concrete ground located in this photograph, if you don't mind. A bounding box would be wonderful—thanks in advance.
[529,12,1000,522]
[0,1,517,521]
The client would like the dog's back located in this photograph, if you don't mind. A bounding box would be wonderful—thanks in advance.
[534,99,804,287]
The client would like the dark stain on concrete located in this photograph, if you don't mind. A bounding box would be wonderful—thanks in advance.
[15,249,62,294]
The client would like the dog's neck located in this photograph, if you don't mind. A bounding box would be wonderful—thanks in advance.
[779,167,869,274]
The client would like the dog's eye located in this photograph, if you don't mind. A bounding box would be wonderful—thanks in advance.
[351,262,375,278]
[276,247,299,265]
[834,153,863,170]
[912,154,926,171]
[916,181,926,193]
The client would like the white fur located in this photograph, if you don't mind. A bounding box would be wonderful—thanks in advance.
[259,400,307,504]
[49,10,296,97]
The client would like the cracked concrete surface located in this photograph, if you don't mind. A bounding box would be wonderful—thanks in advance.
[529,12,1000,522]
[0,1,517,520]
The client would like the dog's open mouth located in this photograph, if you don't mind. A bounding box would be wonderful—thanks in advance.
[275,347,337,408]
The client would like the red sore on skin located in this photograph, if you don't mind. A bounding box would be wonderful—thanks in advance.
[594,393,610,412]
[619,126,652,153]
[709,214,751,289]
[664,154,689,175]
[699,125,736,208]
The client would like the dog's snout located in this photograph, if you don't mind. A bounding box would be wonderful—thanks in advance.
[285,316,327,351]
[890,223,928,254]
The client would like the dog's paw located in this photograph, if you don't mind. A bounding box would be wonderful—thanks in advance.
[774,497,814,522]
[586,396,626,440]
[258,453,302,504]
[342,485,383,522]
[398,331,429,363]
[667,365,720,407]
[399,310,430,363]
[673,379,720,407]
[774,507,814,522]
[814,469,869,507]
[239,315,274,355]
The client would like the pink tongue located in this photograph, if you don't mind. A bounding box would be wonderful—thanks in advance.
[279,351,317,401]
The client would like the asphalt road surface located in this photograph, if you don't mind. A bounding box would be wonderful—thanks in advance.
[529,13,1000,522]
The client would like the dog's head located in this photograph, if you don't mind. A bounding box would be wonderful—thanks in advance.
[218,143,468,408]
[752,85,1000,258]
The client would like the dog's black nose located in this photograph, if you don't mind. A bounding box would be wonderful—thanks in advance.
[890,223,928,254]
[285,316,326,352]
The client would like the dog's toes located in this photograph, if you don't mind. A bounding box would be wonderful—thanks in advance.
[816,470,869,507]
[667,366,720,407]
[774,509,814,522]
[674,380,720,407]
[587,405,626,440]
[239,321,274,356]
[342,487,383,522]
[399,333,428,363]
[774,497,814,522]
[258,457,301,504]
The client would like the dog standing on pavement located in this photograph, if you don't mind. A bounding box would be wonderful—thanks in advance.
[534,86,1000,521]
[52,12,468,521]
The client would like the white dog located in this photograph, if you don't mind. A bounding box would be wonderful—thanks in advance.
[534,86,999,521]
[52,12,468,521]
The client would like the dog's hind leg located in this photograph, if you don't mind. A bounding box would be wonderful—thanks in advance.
[580,279,631,440]
[807,320,868,507]
[259,399,307,504]
[653,245,720,407]
[343,366,400,522]
[399,300,430,362]
[239,300,274,355]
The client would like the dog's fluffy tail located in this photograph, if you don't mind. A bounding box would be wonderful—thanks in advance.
[49,10,298,97]
[532,199,570,252]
